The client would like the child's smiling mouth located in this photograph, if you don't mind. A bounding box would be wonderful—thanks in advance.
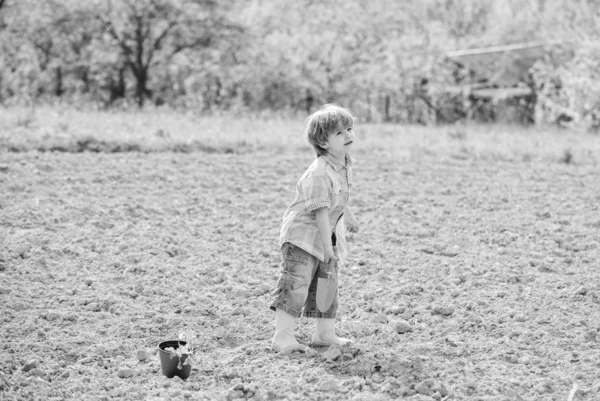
[344,140,353,146]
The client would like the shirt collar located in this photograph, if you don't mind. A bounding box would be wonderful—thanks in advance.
[321,153,355,171]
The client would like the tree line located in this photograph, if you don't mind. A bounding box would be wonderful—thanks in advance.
[0,0,598,128]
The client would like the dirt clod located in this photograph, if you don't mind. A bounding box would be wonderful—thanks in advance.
[394,319,413,334]
[433,305,455,316]
[22,360,38,372]
[117,368,137,378]
[136,350,148,361]
[323,348,343,362]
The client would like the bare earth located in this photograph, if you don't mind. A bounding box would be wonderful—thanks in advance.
[1,146,600,400]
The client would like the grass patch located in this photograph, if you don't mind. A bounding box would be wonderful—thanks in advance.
[1,105,599,164]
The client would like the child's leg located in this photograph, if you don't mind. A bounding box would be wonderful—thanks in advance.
[304,242,351,346]
[269,243,319,352]
[272,309,304,352]
[303,259,338,319]
[269,243,318,317]
[304,233,339,319]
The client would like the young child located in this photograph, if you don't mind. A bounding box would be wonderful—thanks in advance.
[269,104,359,353]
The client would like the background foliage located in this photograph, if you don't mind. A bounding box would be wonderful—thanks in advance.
[0,0,598,127]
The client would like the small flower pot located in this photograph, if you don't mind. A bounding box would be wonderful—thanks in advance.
[158,340,192,380]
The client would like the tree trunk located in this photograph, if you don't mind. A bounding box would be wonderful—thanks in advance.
[384,95,391,122]
[366,91,372,122]
[108,66,127,104]
[80,68,90,93]
[134,67,148,107]
[214,76,222,106]
[305,89,314,114]
[54,67,64,97]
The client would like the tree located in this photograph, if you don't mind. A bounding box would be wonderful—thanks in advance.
[96,0,242,107]
[530,0,600,129]
[237,0,438,121]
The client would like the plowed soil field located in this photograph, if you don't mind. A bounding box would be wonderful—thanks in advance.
[2,121,600,400]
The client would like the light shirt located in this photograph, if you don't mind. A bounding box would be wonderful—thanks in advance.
[280,153,354,262]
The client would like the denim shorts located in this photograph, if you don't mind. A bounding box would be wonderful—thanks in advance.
[269,242,338,319]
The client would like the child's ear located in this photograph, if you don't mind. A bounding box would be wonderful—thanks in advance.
[320,141,329,149]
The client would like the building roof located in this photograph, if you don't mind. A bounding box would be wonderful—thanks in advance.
[446,41,561,87]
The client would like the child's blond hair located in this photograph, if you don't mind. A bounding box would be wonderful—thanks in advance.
[305,104,355,157]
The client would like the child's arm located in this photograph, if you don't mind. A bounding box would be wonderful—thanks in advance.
[315,207,337,264]
[344,206,359,233]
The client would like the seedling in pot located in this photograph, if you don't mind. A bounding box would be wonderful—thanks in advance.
[164,331,197,370]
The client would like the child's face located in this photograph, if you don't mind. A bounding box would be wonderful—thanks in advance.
[323,123,355,161]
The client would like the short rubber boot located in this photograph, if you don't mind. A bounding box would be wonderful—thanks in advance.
[271,309,307,353]
[311,318,352,347]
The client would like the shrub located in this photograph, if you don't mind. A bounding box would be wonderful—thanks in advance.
[532,42,600,131]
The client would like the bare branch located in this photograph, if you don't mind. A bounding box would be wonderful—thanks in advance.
[145,20,178,67]
[99,15,135,67]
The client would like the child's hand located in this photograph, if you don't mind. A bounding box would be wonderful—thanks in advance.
[324,247,338,265]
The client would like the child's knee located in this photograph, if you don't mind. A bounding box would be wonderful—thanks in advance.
[272,270,310,312]
[281,268,305,288]
[282,271,309,299]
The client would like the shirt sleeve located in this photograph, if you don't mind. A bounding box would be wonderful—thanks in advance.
[301,174,332,212]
